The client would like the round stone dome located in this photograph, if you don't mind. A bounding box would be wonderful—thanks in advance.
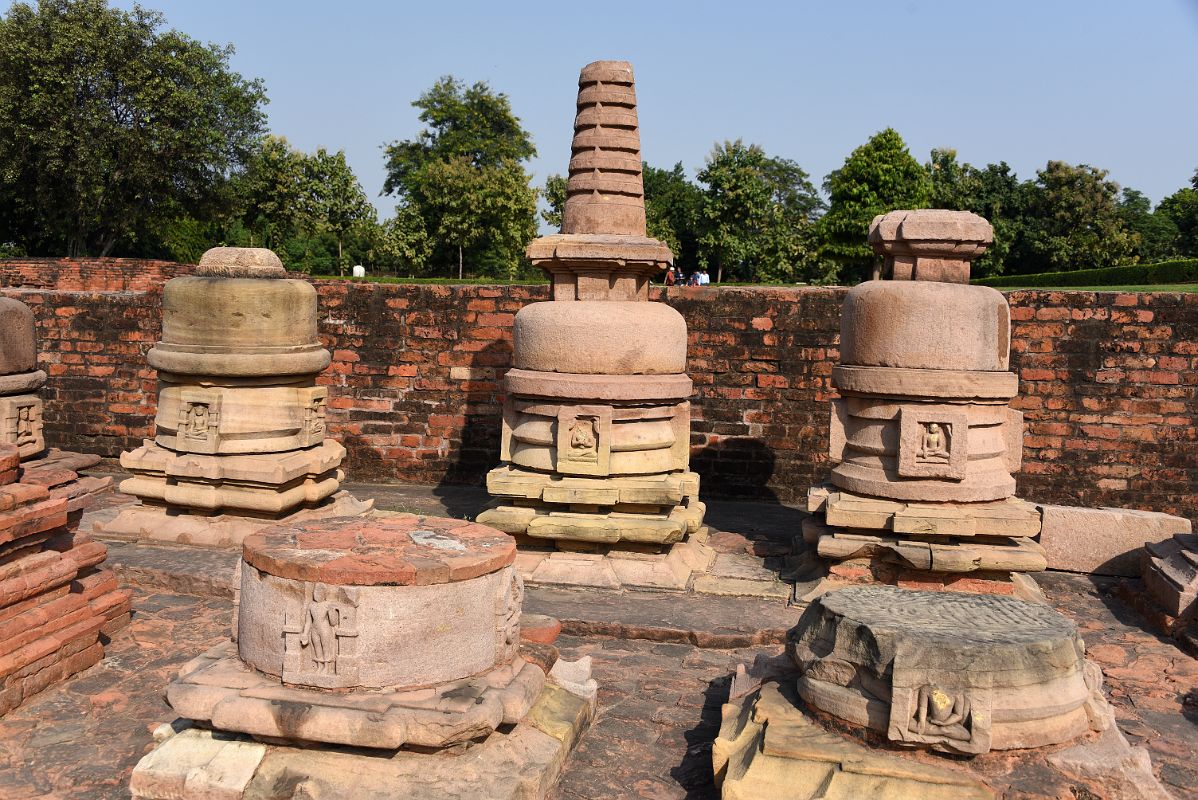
[840,281,1011,372]
[147,276,329,377]
[514,300,687,375]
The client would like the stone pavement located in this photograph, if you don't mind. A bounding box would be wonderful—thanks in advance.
[1,473,1194,799]
[0,578,1193,799]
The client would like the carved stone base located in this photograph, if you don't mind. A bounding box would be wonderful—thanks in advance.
[93,490,373,548]
[481,466,704,545]
[131,666,595,800]
[714,680,995,800]
[802,484,1048,597]
[167,641,546,749]
[118,439,348,516]
[808,484,1042,539]
[788,586,1110,755]
[514,528,716,591]
[813,526,1047,573]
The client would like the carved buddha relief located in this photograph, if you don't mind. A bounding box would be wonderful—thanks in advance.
[177,389,221,454]
[0,396,43,453]
[898,407,969,480]
[555,406,612,476]
[300,387,329,446]
[282,582,360,687]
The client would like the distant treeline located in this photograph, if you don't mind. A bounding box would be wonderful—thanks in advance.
[1,0,1195,284]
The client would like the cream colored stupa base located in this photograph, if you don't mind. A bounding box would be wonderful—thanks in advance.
[94,490,373,548]
[514,528,716,591]
[480,466,704,546]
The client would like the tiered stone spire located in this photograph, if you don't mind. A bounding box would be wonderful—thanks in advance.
[527,61,672,303]
[479,60,708,590]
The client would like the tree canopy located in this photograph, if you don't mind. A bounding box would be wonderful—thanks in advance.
[818,128,930,282]
[382,76,538,277]
[0,0,266,256]
[697,140,823,283]
[0,4,1194,284]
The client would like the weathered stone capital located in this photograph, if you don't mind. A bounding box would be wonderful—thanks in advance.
[196,247,287,278]
[869,209,993,283]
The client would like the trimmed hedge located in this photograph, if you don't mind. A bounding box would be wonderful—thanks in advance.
[974,259,1198,288]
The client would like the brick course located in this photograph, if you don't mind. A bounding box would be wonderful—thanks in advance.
[2,259,1195,523]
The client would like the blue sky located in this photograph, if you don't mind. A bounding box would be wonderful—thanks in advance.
[107,0,1198,218]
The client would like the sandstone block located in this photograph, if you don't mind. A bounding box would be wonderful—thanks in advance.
[513,301,686,374]
[713,680,995,800]
[840,281,1010,371]
[149,276,328,378]
[1038,504,1192,576]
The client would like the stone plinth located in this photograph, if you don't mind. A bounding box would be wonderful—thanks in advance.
[96,247,370,547]
[479,61,705,587]
[133,514,595,798]
[788,586,1109,755]
[0,443,130,717]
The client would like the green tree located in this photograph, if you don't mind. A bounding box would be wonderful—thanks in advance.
[417,156,536,279]
[818,128,930,282]
[374,204,432,274]
[697,140,823,284]
[1157,170,1198,257]
[236,135,309,251]
[1008,161,1132,273]
[382,76,537,275]
[1118,188,1180,263]
[304,148,375,274]
[643,162,704,273]
[541,173,567,229]
[926,149,1028,278]
[0,0,265,256]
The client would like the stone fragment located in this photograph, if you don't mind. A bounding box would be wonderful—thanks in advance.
[1039,504,1191,577]
[713,680,996,800]
[1047,724,1174,800]
[788,586,1106,754]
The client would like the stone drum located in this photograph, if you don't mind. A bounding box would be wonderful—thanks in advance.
[164,514,545,750]
[237,516,522,689]
[788,586,1110,755]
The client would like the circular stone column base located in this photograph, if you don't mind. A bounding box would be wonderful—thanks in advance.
[788,586,1110,754]
[237,515,523,690]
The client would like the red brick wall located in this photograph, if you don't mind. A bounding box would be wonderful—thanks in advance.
[3,259,1196,522]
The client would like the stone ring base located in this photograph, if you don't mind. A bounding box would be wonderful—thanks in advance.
[166,641,546,750]
[132,669,595,800]
[788,586,1110,755]
[92,490,374,548]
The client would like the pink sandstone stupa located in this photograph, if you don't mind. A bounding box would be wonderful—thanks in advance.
[478,60,710,590]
